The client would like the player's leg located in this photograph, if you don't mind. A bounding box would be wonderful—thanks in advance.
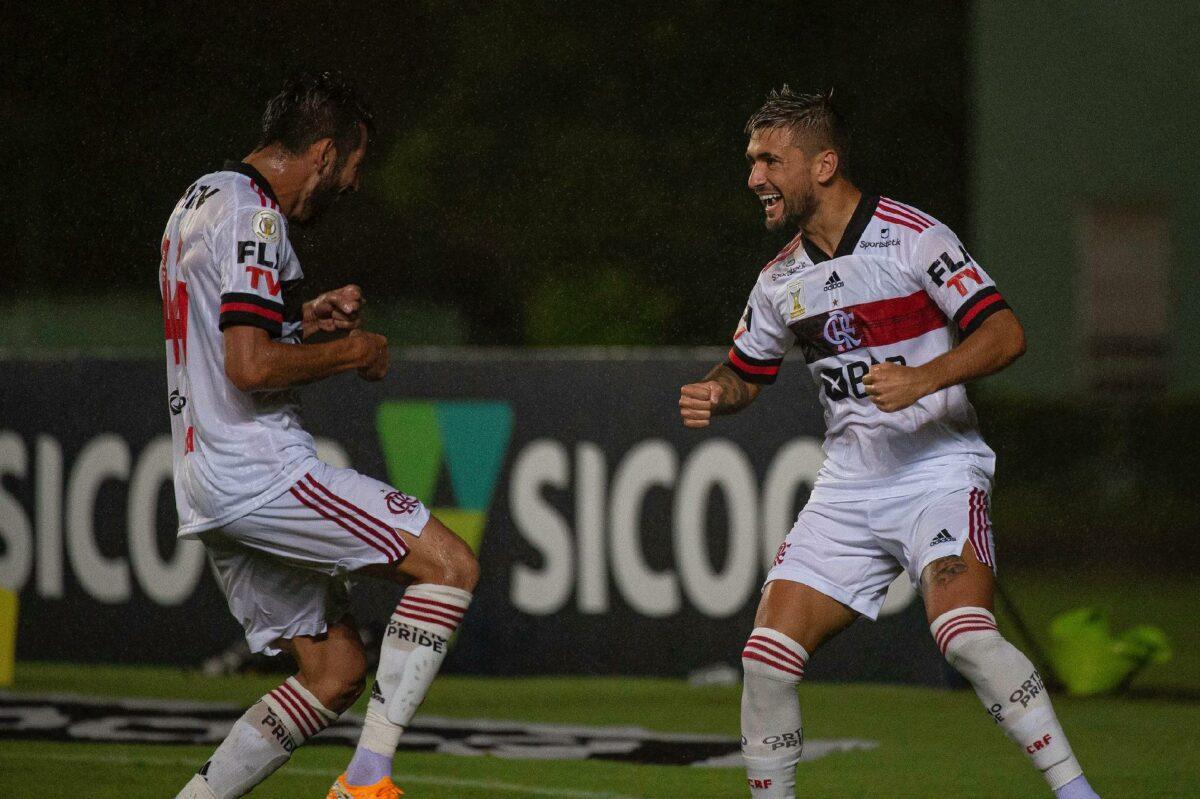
[741,500,893,799]
[177,542,363,799]
[336,513,478,794]
[920,491,1099,799]
[741,578,856,798]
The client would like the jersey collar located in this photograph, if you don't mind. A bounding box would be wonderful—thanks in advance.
[801,194,880,264]
[222,160,281,207]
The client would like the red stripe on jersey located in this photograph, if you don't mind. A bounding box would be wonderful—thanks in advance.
[727,347,781,376]
[849,290,948,348]
[249,179,278,209]
[304,476,408,559]
[219,302,283,323]
[878,197,934,227]
[958,293,1005,332]
[874,210,924,233]
[289,484,397,561]
[762,231,805,271]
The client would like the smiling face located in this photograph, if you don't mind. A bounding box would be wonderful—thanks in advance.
[746,126,820,231]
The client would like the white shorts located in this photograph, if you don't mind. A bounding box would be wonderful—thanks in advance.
[200,460,431,655]
[766,481,996,620]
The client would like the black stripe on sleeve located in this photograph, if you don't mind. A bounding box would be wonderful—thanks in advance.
[952,286,1010,338]
[219,292,284,312]
[724,344,783,385]
[218,311,282,336]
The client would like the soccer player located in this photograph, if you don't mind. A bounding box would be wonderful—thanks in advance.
[164,73,477,799]
[679,88,1100,799]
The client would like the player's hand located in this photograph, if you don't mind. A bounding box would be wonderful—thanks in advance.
[679,381,724,428]
[309,284,364,333]
[350,329,389,381]
[862,361,934,413]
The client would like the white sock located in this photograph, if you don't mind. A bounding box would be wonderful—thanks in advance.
[741,627,807,798]
[345,583,472,786]
[176,676,337,799]
[932,607,1085,791]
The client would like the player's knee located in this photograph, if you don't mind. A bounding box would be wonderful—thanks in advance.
[420,529,478,591]
[931,607,1005,672]
[303,654,367,713]
[439,538,479,592]
[741,627,807,686]
[312,669,366,714]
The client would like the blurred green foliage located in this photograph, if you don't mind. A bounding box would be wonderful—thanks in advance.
[8,1,969,346]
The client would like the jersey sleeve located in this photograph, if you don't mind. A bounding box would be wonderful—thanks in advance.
[212,203,289,338]
[913,224,1011,338]
[724,280,792,385]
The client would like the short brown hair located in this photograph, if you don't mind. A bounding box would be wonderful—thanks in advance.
[745,86,850,172]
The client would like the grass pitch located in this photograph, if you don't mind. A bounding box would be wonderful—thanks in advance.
[2,659,1198,798]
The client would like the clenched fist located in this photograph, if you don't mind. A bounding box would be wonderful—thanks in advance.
[679,381,724,428]
[862,361,934,413]
[308,284,364,334]
[349,329,389,381]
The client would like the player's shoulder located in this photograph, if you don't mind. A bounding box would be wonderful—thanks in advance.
[872,196,947,235]
[868,196,963,267]
[189,165,286,237]
[757,231,807,286]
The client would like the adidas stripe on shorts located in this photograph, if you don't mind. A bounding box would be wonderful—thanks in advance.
[200,459,431,655]
[766,476,996,620]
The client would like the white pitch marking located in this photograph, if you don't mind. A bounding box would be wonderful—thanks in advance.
[0,750,653,799]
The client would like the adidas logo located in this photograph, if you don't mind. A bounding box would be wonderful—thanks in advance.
[823,271,845,291]
[929,529,955,546]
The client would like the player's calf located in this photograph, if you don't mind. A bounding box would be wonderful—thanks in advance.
[932,607,1099,798]
[741,627,807,799]
[176,676,339,799]
[342,516,477,789]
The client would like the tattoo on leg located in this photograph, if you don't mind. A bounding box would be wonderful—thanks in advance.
[923,555,968,590]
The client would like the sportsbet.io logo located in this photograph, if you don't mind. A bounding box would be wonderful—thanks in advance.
[375,401,514,554]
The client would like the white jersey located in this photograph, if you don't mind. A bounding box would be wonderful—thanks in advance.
[727,195,1011,498]
[159,161,317,535]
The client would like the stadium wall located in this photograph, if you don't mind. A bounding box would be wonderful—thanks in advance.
[0,351,946,685]
[972,3,1200,397]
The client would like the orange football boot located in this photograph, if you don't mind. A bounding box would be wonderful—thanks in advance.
[326,773,404,799]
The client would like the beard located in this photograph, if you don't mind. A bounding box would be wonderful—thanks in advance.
[293,169,343,227]
[768,184,817,232]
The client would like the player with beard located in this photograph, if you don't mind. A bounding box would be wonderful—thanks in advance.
[678,88,1099,798]
[165,73,478,799]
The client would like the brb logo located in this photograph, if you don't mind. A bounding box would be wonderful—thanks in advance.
[821,356,906,401]
[375,401,513,554]
[822,310,861,353]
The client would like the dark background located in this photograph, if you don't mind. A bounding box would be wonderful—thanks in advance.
[2,2,1196,691]
[7,1,968,345]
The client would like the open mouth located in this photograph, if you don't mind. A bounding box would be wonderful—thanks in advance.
[759,193,782,211]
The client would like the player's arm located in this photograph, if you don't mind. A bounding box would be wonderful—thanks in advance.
[862,310,1025,412]
[863,223,1024,413]
[680,363,762,428]
[680,280,787,428]
[224,325,388,392]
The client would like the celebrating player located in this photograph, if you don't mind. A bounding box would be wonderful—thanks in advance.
[679,88,1099,798]
[163,73,478,799]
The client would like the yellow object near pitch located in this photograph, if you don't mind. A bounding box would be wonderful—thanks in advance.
[0,588,16,687]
